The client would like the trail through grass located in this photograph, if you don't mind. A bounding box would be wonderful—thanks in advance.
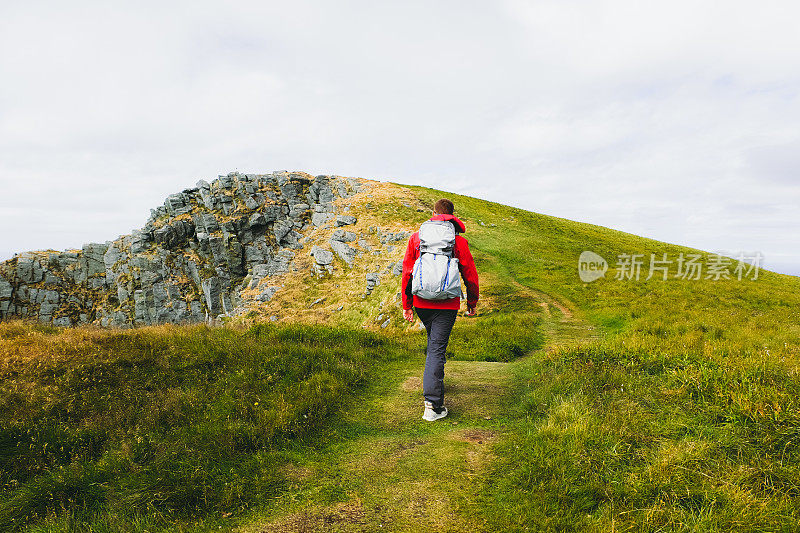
[236,290,584,532]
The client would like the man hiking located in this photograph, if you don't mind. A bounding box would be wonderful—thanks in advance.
[401,199,479,421]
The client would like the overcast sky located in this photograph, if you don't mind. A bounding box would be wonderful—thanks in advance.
[1,1,798,275]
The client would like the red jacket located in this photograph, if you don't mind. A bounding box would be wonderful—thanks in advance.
[401,214,479,310]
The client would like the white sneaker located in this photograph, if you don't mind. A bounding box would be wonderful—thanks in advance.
[422,401,448,422]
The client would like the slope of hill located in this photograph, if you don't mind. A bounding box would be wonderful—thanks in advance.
[404,186,800,531]
[1,174,799,531]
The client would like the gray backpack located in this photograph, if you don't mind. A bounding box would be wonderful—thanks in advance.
[411,220,463,300]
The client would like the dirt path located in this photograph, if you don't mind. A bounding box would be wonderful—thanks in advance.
[519,283,599,349]
[235,358,510,533]
[236,292,596,532]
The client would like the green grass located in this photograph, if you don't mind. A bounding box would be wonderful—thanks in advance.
[0,322,406,531]
[477,341,800,531]
[446,312,544,362]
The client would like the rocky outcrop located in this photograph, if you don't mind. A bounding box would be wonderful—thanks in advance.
[0,171,370,327]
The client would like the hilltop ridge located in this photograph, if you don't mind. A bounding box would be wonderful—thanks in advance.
[0,172,418,328]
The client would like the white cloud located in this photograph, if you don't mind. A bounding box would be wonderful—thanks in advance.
[0,0,798,275]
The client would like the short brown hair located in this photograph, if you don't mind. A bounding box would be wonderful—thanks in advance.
[434,199,454,215]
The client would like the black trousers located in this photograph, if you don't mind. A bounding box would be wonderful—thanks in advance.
[415,307,458,409]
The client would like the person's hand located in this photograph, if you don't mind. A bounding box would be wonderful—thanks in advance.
[466,304,477,316]
[403,308,414,322]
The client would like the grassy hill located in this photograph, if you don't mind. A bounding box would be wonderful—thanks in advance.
[1,180,799,531]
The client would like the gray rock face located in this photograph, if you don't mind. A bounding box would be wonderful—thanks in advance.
[0,275,12,300]
[391,260,403,276]
[165,193,191,216]
[154,220,194,249]
[17,256,44,284]
[380,230,412,244]
[0,171,378,327]
[245,195,263,211]
[309,175,336,204]
[202,277,223,318]
[336,215,357,227]
[310,245,334,266]
[330,240,357,265]
[289,203,310,220]
[243,236,271,265]
[365,272,380,295]
[103,243,125,279]
[226,237,245,276]
[248,212,267,229]
[133,290,150,323]
[312,212,333,226]
[53,316,71,327]
[314,203,336,213]
[218,174,235,188]
[252,249,294,279]
[202,213,220,232]
[273,220,293,243]
[309,245,334,276]
[257,286,280,302]
[330,229,357,242]
[82,243,108,276]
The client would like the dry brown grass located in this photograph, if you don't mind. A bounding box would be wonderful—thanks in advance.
[400,376,421,392]
[235,178,422,330]
[253,499,370,533]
